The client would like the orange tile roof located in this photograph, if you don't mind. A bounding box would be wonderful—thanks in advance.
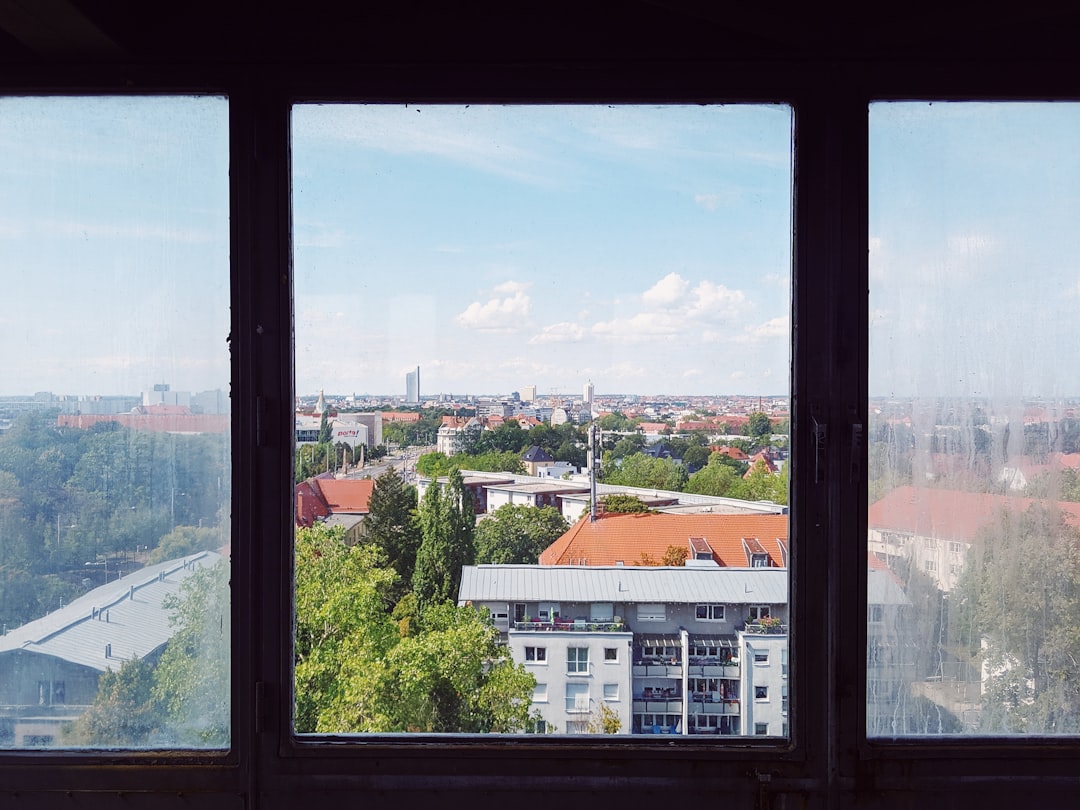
[294,477,374,526]
[315,478,375,513]
[539,512,789,568]
[868,484,1080,543]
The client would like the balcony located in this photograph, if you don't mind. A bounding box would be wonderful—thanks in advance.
[512,619,628,633]
[743,620,787,635]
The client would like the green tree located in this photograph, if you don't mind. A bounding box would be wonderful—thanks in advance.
[475,504,568,564]
[748,412,773,438]
[586,702,622,734]
[294,524,398,733]
[152,559,231,746]
[955,505,1080,733]
[64,658,162,746]
[413,470,475,610]
[604,453,687,491]
[415,451,454,478]
[359,470,421,601]
[734,460,788,505]
[148,525,225,564]
[600,494,651,514]
[318,410,332,444]
[681,444,710,471]
[686,461,740,497]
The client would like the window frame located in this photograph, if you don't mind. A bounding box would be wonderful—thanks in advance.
[4,52,1080,810]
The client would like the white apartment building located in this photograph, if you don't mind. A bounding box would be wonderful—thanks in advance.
[458,564,790,736]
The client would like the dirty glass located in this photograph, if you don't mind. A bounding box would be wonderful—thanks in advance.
[0,97,231,749]
[291,104,792,737]
[868,102,1080,736]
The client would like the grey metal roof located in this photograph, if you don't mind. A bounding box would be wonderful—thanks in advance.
[867,569,912,606]
[459,565,789,605]
[0,551,225,672]
[461,565,909,607]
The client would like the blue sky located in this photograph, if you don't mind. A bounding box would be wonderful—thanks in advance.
[14,99,1075,403]
[292,104,793,397]
[0,96,230,398]
[870,102,1080,400]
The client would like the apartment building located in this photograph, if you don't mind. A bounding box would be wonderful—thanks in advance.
[458,563,789,736]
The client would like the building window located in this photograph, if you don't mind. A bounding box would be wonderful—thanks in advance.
[867,604,884,623]
[589,603,614,621]
[567,647,589,674]
[539,602,560,622]
[751,554,769,567]
[604,647,618,662]
[637,603,666,622]
[753,651,769,665]
[924,559,937,573]
[533,683,548,703]
[566,683,590,713]
[525,646,547,663]
[603,683,619,701]
[695,603,725,621]
[755,685,769,701]
[565,721,589,735]
[755,722,769,735]
[748,606,771,621]
[948,541,963,555]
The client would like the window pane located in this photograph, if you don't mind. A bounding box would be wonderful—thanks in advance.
[869,102,1080,736]
[0,97,230,749]
[291,104,791,737]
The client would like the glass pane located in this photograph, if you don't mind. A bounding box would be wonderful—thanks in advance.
[292,104,791,736]
[869,102,1080,736]
[0,97,231,748]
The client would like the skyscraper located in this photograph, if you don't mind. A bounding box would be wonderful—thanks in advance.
[405,367,420,404]
[582,379,594,410]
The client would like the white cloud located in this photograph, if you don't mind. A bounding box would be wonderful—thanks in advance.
[745,316,789,340]
[455,286,532,332]
[642,272,690,307]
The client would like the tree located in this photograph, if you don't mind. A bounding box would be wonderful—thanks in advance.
[586,703,622,734]
[604,453,687,491]
[359,470,421,601]
[152,559,231,746]
[413,470,475,610]
[681,444,710,471]
[64,658,161,746]
[415,451,454,478]
[294,524,399,733]
[600,494,651,514]
[661,545,688,566]
[748,412,773,439]
[475,504,569,564]
[686,461,739,497]
[294,524,533,734]
[734,460,788,505]
[148,525,225,564]
[955,505,1080,733]
[318,410,332,444]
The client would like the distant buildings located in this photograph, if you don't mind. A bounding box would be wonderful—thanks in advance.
[868,485,1080,592]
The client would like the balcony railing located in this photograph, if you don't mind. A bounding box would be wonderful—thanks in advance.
[512,619,628,632]
[743,621,788,635]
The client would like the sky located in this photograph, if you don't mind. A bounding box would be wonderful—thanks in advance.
[869,102,1080,401]
[0,96,230,398]
[292,104,793,398]
[5,99,1075,403]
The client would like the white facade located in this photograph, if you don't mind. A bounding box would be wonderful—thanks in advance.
[459,565,790,736]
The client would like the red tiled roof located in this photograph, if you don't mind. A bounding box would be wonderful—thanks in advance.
[711,445,750,460]
[316,478,374,513]
[539,512,789,567]
[868,484,1080,543]
[294,477,374,527]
